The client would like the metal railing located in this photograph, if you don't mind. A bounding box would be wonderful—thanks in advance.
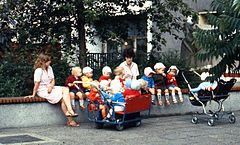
[86,52,122,70]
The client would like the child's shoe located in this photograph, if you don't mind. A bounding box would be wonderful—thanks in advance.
[173,98,178,104]
[158,100,163,106]
[151,101,156,105]
[179,97,184,103]
[166,100,170,106]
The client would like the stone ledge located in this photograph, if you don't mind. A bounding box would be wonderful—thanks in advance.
[0,86,240,105]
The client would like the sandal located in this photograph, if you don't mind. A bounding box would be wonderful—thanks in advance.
[65,111,78,117]
[67,121,80,127]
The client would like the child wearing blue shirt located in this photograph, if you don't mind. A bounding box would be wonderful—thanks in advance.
[104,80,125,120]
[141,67,156,105]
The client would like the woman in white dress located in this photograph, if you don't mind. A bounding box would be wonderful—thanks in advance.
[28,53,79,126]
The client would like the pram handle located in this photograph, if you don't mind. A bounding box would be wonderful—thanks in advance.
[181,72,192,90]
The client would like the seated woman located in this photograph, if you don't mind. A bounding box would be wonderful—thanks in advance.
[28,53,79,127]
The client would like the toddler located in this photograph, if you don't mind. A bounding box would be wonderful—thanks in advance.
[153,63,170,106]
[99,66,112,91]
[81,66,93,95]
[105,80,125,120]
[114,66,125,88]
[87,80,107,119]
[141,67,156,105]
[65,66,85,110]
[167,66,183,103]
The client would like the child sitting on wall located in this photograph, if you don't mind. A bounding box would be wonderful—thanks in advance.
[81,66,93,95]
[65,66,85,110]
[166,66,183,103]
[153,63,170,106]
[141,67,156,105]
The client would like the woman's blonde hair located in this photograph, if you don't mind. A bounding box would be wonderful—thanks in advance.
[34,53,51,69]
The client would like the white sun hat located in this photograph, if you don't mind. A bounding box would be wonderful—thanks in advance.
[144,67,155,76]
[167,65,179,75]
[102,66,112,74]
[82,66,93,74]
[154,63,166,70]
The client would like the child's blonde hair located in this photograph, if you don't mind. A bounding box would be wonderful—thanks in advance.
[114,66,124,76]
[71,67,82,77]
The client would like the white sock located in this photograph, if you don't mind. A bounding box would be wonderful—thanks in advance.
[79,99,84,106]
[157,94,162,101]
[151,94,156,102]
[172,93,177,101]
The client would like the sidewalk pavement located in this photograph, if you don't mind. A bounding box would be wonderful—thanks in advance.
[0,111,239,145]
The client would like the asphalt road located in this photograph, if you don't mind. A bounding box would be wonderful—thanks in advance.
[0,111,240,145]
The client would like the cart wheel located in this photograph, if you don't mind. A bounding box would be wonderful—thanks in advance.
[135,121,141,127]
[191,116,198,124]
[207,118,215,126]
[229,114,236,124]
[95,123,103,129]
[115,124,124,131]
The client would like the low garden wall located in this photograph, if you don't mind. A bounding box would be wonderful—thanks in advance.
[0,89,240,129]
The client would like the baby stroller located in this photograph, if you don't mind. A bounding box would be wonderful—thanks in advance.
[81,82,151,131]
[182,72,236,126]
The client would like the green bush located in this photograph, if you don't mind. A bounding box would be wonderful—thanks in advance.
[0,52,70,97]
[0,55,33,97]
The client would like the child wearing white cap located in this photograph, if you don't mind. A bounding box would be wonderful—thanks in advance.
[81,66,93,95]
[167,66,183,103]
[99,66,112,91]
[141,67,156,105]
[153,63,170,106]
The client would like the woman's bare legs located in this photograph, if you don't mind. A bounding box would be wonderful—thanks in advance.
[62,87,77,116]
[61,101,79,127]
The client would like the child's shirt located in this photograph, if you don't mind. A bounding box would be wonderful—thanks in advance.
[65,75,84,91]
[99,75,111,90]
[141,75,155,88]
[81,75,93,90]
[166,73,178,87]
[87,88,103,103]
[114,76,125,87]
[110,92,125,103]
[99,75,111,82]
[153,73,167,87]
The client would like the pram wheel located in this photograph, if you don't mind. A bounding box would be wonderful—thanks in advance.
[207,118,215,126]
[191,116,198,124]
[228,114,236,124]
[115,124,124,131]
[135,121,142,127]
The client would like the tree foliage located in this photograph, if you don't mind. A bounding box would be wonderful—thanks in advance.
[194,0,240,79]
[0,0,194,97]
